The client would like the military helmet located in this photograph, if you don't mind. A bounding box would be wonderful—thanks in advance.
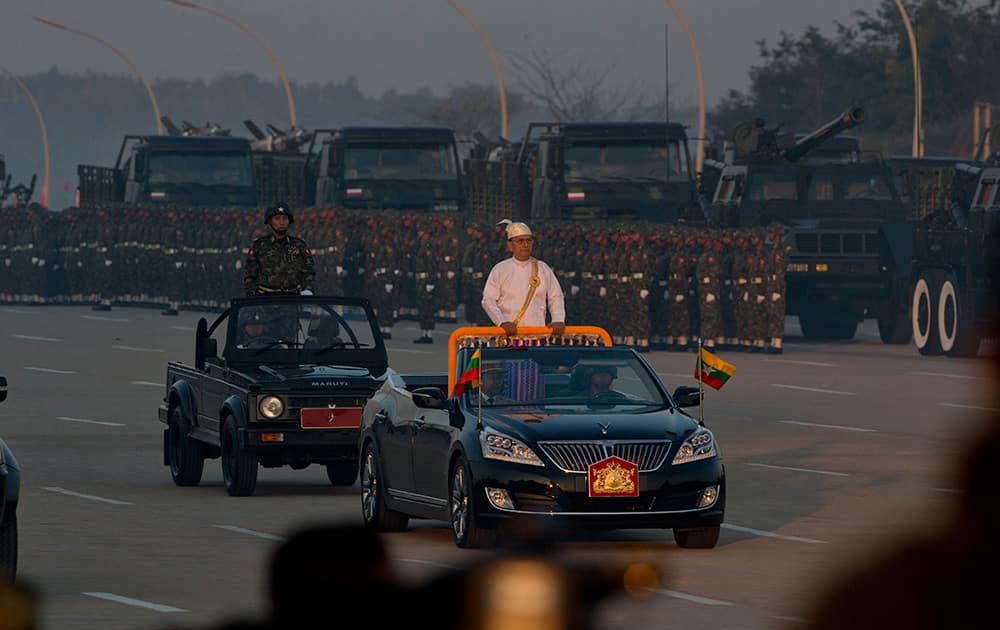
[265,202,294,225]
[241,307,265,325]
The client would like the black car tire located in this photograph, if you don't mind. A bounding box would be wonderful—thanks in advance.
[360,442,408,532]
[221,417,258,497]
[326,461,358,487]
[0,515,16,581]
[450,457,496,549]
[673,525,720,549]
[169,407,204,486]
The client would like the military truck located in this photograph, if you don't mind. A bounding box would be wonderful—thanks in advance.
[710,107,911,341]
[77,135,257,207]
[305,126,464,212]
[465,121,700,223]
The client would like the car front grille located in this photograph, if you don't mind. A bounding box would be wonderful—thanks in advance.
[537,440,671,473]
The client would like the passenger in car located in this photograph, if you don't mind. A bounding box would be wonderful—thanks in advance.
[478,365,515,406]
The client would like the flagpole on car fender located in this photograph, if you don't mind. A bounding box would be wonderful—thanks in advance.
[697,338,704,426]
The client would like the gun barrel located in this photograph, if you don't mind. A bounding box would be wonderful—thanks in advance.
[783,106,865,163]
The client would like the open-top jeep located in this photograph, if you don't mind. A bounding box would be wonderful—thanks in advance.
[158,295,388,496]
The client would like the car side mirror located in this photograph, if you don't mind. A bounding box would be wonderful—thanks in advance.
[202,338,218,363]
[0,375,7,403]
[413,387,449,410]
[672,385,702,408]
[195,317,209,370]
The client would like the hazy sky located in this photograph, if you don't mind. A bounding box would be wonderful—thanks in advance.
[6,0,880,108]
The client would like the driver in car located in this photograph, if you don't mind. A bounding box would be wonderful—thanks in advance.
[584,365,624,399]
[237,308,271,349]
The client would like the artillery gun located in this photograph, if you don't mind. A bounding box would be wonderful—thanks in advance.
[0,156,37,207]
[244,120,315,207]
[710,106,910,342]
[161,116,231,137]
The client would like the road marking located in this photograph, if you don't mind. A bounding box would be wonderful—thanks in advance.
[650,588,735,606]
[112,345,165,353]
[722,523,827,544]
[2,308,34,314]
[764,359,835,367]
[399,558,459,570]
[939,402,999,412]
[912,371,987,381]
[57,416,126,427]
[82,592,185,613]
[13,334,63,342]
[772,616,808,624]
[387,348,432,355]
[80,315,130,322]
[212,525,286,542]
[779,420,875,433]
[171,326,194,331]
[770,384,855,396]
[746,462,849,477]
[43,486,132,505]
[131,381,164,388]
[24,366,78,375]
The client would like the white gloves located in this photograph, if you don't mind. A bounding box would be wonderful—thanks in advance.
[105,260,113,267]
[599,287,607,297]
[640,289,649,299]
[772,292,781,302]
[384,284,394,293]
[174,262,183,269]
[300,289,314,296]
[756,295,765,303]
[674,294,684,303]
[447,271,455,279]
[571,286,580,296]
[425,284,435,292]
[336,265,344,276]
[358,267,365,275]
[705,293,716,303]
[742,292,749,302]
[235,260,242,270]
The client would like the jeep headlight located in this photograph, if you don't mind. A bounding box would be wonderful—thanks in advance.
[258,395,285,419]
[672,427,717,465]
[480,427,545,467]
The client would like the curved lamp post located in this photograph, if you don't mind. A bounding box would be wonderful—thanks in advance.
[446,0,508,139]
[33,15,163,135]
[0,63,50,207]
[665,0,706,174]
[893,0,923,157]
[167,0,298,128]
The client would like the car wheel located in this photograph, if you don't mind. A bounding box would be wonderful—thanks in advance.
[673,525,720,549]
[0,514,16,581]
[326,461,358,487]
[360,442,408,532]
[450,458,496,549]
[221,416,258,497]
[938,274,981,357]
[168,407,204,486]
[912,272,943,355]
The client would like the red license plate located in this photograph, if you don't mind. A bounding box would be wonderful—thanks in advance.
[587,456,639,497]
[300,407,362,429]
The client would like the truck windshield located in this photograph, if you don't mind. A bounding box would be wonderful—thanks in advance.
[342,142,458,181]
[840,173,894,201]
[747,172,798,201]
[148,152,253,187]
[564,140,690,183]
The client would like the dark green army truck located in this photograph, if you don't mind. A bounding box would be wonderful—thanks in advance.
[710,107,911,342]
[466,121,700,223]
[77,135,257,207]
[305,126,464,211]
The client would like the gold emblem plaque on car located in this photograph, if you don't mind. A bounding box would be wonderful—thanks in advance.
[587,456,639,498]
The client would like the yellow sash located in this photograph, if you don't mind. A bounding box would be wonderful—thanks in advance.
[512,258,541,326]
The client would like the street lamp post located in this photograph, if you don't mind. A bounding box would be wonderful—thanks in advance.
[0,64,50,208]
[665,0,706,174]
[446,0,508,139]
[167,0,298,129]
[893,0,924,157]
[33,16,164,135]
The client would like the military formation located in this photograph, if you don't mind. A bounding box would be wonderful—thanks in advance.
[0,204,788,353]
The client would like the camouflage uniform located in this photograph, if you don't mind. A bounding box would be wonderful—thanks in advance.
[696,240,724,349]
[243,234,315,296]
[413,236,437,343]
[765,224,787,353]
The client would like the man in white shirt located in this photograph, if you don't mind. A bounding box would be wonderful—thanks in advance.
[481,220,566,336]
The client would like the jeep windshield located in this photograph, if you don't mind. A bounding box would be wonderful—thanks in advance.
[564,139,690,183]
[464,347,669,412]
[342,142,459,181]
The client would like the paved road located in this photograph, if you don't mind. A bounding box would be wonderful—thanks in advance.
[1,305,996,629]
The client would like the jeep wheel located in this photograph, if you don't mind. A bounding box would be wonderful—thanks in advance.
[326,461,358,486]
[0,515,16,581]
[169,407,204,486]
[450,457,496,549]
[360,442,408,532]
[221,417,258,497]
[673,525,720,549]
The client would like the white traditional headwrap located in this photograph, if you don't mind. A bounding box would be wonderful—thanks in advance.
[497,219,532,240]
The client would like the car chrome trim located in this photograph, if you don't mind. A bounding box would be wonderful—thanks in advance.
[537,440,671,473]
[488,490,721,515]
[388,488,448,508]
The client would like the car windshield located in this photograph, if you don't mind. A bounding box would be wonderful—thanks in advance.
[565,139,690,183]
[148,151,254,187]
[464,347,669,412]
[342,142,458,181]
[228,300,378,363]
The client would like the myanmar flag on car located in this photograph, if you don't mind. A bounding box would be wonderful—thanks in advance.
[695,347,736,390]
[453,348,481,396]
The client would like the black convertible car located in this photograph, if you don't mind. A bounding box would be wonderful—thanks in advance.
[359,327,725,548]
[1,374,19,579]
[158,295,388,496]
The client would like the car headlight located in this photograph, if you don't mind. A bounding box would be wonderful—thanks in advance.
[258,396,285,419]
[672,427,717,465]
[480,427,545,467]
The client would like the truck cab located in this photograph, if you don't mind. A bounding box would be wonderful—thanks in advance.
[78,135,257,207]
[310,126,464,212]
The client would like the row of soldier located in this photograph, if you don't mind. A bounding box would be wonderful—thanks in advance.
[0,206,788,352]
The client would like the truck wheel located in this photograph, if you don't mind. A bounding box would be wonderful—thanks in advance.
[673,525,720,549]
[221,417,258,497]
[938,274,981,357]
[450,457,496,549]
[877,294,911,345]
[326,462,358,487]
[168,407,204,486]
[360,442,408,532]
[0,515,16,581]
[912,272,943,355]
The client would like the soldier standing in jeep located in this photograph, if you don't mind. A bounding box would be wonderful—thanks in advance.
[244,202,316,296]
